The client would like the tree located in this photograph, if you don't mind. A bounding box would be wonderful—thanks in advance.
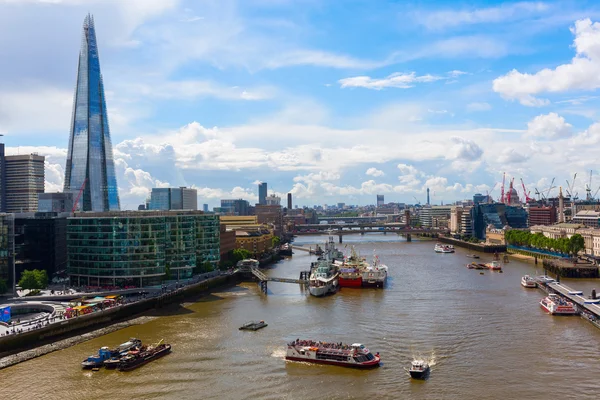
[232,248,253,264]
[0,278,7,294]
[18,269,47,290]
[568,234,585,257]
[272,236,281,248]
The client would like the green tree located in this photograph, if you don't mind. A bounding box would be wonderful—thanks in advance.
[232,248,253,264]
[0,278,7,294]
[18,270,45,290]
[568,234,585,257]
[34,270,48,288]
[272,236,281,248]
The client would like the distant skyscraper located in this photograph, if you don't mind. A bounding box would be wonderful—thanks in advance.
[287,193,292,210]
[6,154,45,213]
[203,204,209,212]
[64,15,120,212]
[376,195,384,207]
[258,182,267,205]
[0,143,5,212]
[427,188,430,205]
[149,187,197,210]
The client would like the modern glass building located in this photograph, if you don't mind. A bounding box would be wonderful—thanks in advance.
[67,211,220,287]
[471,203,528,240]
[64,15,120,212]
[0,214,15,294]
[258,182,267,205]
[148,187,198,210]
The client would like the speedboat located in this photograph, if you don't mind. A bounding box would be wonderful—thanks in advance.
[409,359,430,379]
[521,275,537,288]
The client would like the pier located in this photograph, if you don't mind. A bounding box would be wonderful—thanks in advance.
[236,267,309,295]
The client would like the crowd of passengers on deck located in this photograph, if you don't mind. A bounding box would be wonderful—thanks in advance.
[289,339,355,350]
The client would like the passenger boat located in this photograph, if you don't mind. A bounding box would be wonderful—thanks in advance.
[286,340,380,369]
[308,259,339,297]
[239,320,268,331]
[362,253,387,288]
[82,347,112,369]
[118,341,172,371]
[485,261,502,271]
[521,275,537,288]
[540,294,578,315]
[434,243,454,253]
[409,359,430,379]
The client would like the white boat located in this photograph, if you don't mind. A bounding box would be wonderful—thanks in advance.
[540,294,578,315]
[434,243,454,253]
[286,340,380,368]
[309,259,339,297]
[409,359,430,379]
[521,275,537,288]
[361,252,388,288]
[485,261,502,271]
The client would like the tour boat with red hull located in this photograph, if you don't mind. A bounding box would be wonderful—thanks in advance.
[540,294,578,315]
[338,268,363,288]
[286,340,380,369]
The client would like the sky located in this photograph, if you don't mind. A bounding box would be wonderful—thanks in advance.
[3,0,600,209]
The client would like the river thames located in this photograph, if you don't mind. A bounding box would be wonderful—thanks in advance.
[2,235,600,399]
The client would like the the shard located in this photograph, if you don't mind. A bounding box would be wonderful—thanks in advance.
[64,14,120,211]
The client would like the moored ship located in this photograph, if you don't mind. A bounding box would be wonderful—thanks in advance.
[362,253,388,288]
[521,275,537,288]
[338,267,363,287]
[286,339,380,369]
[118,341,172,371]
[308,259,339,297]
[540,294,578,315]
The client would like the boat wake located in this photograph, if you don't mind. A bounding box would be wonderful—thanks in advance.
[403,349,437,377]
[270,348,287,359]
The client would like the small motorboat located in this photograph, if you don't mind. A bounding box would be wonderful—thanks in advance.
[239,320,268,331]
[466,254,480,259]
[409,359,430,379]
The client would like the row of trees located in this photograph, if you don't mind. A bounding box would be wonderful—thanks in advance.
[18,269,49,290]
[505,230,585,257]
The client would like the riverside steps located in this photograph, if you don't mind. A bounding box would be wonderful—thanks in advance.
[535,276,600,329]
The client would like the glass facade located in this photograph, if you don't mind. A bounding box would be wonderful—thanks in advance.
[149,187,198,210]
[64,14,120,212]
[0,214,14,293]
[471,204,529,239]
[67,211,220,287]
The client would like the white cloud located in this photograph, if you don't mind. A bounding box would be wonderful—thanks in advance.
[339,72,443,90]
[365,167,384,177]
[526,112,573,139]
[414,2,549,30]
[498,147,529,164]
[493,19,600,106]
[466,102,492,112]
[125,80,275,101]
[447,137,484,160]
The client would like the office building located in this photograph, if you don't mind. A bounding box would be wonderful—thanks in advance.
[473,193,487,204]
[377,195,384,207]
[287,193,292,210]
[203,204,209,212]
[471,204,528,240]
[38,192,74,213]
[460,206,473,236]
[14,212,68,282]
[0,143,5,212]
[572,210,600,228]
[67,211,219,287]
[528,206,557,226]
[149,187,198,210]
[258,182,267,205]
[5,154,45,213]
[450,206,463,234]
[419,206,451,228]
[63,15,120,212]
[0,214,14,293]
[220,199,250,216]
[255,204,283,236]
[265,194,281,206]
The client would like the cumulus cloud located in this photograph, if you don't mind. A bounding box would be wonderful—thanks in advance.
[339,72,443,90]
[493,19,600,106]
[448,137,484,160]
[366,167,385,177]
[498,147,529,164]
[526,112,573,139]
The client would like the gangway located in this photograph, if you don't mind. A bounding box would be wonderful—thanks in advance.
[241,267,309,294]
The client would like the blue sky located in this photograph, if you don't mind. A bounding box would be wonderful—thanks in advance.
[3,0,600,209]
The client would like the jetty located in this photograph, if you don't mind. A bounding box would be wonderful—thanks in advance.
[235,267,310,295]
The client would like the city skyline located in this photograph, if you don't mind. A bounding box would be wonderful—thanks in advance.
[64,14,120,212]
[3,1,600,208]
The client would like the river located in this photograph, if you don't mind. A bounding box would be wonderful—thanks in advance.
[2,234,600,399]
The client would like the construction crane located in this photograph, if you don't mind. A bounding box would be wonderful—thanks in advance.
[412,196,421,206]
[544,177,556,200]
[71,178,87,213]
[594,186,600,201]
[520,178,533,203]
[586,170,593,201]
[500,172,506,203]
[566,173,578,201]
[506,178,515,204]
[487,182,499,203]
[534,188,541,200]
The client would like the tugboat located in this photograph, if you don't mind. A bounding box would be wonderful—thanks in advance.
[286,339,380,369]
[118,340,172,371]
[239,320,268,331]
[409,359,430,379]
[309,259,339,297]
[81,347,113,369]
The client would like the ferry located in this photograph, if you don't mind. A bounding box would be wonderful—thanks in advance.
[286,340,380,369]
[485,261,502,271]
[540,294,578,315]
[434,243,454,253]
[362,253,388,288]
[118,341,172,371]
[521,275,537,288]
[309,259,339,297]
[409,359,430,379]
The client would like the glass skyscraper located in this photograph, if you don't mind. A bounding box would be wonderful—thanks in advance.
[64,15,120,212]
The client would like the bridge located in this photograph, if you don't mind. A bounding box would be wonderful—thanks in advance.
[235,267,310,294]
[292,224,446,243]
[317,216,388,223]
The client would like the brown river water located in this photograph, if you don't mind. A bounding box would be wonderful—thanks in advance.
[2,235,600,400]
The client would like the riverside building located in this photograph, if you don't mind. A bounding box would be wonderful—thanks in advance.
[5,154,45,213]
[67,211,219,287]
